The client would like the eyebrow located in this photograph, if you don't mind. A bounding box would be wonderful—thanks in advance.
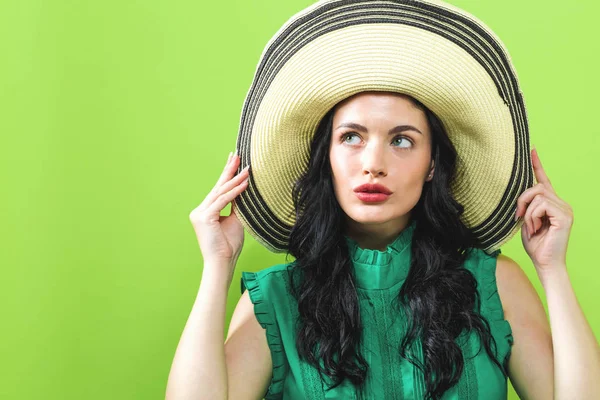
[335,122,422,135]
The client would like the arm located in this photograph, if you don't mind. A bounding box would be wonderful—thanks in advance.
[508,146,600,398]
[224,288,273,399]
[540,266,600,399]
[165,266,272,400]
[496,254,553,399]
[165,267,231,400]
[496,255,600,400]
[168,150,271,399]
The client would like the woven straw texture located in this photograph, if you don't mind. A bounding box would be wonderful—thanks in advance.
[233,0,535,254]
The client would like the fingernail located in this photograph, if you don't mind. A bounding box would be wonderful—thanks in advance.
[234,148,238,157]
[227,151,232,162]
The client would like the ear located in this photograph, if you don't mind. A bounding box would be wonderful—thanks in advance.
[427,160,435,181]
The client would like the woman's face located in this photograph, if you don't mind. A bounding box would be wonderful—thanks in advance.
[329,91,434,246]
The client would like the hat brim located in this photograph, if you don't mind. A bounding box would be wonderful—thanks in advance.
[233,0,535,254]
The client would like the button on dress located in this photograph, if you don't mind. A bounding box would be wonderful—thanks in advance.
[240,220,513,399]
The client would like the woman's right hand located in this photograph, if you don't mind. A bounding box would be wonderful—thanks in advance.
[189,151,250,274]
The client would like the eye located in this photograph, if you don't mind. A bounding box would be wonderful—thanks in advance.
[341,132,361,145]
[340,132,414,149]
[392,136,413,149]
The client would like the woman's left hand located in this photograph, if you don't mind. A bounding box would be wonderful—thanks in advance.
[515,147,574,273]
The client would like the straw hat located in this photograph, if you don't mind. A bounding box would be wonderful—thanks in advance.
[232,0,535,255]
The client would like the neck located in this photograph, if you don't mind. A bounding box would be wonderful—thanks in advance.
[344,216,413,251]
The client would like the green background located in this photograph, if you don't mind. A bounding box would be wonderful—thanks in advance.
[1,0,597,399]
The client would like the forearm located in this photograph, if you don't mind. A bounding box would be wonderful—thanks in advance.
[166,266,231,400]
[540,266,600,400]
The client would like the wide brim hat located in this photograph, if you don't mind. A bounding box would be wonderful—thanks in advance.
[232,0,536,255]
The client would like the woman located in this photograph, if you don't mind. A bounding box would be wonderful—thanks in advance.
[166,1,600,399]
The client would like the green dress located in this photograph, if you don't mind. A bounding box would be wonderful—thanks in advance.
[240,220,513,399]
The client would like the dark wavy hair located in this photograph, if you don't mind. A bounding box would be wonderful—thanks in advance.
[284,92,506,400]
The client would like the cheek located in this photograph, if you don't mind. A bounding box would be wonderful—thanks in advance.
[330,161,359,199]
[390,161,428,183]
[329,148,347,181]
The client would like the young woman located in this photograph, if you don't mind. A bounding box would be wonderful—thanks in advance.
[166,1,600,399]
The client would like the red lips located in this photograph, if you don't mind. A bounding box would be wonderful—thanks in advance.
[353,183,392,194]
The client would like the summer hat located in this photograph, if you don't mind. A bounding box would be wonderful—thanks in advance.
[231,0,536,255]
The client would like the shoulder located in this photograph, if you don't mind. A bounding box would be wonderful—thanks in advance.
[493,253,551,350]
[493,253,554,397]
[494,253,544,323]
[242,262,296,285]
[254,262,296,278]
[240,261,297,296]
[462,248,546,324]
[464,249,542,320]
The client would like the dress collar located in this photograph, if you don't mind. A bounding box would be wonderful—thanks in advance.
[343,219,416,290]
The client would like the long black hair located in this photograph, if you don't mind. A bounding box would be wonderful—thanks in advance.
[285,92,506,400]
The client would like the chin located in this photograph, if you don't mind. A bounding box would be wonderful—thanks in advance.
[345,206,397,225]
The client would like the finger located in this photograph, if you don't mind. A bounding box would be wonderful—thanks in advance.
[206,175,250,215]
[532,147,554,191]
[528,197,546,234]
[202,154,242,208]
[530,200,548,235]
[516,183,545,219]
[522,222,530,241]
[529,196,562,235]
[214,165,249,198]
[526,194,562,235]
[516,181,565,218]
[523,193,544,236]
[215,152,241,189]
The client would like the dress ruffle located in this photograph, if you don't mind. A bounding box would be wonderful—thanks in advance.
[476,248,514,377]
[241,271,286,399]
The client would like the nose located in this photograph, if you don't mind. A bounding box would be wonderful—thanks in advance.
[361,142,387,177]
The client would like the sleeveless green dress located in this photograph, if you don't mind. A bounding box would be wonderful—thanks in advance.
[240,220,513,399]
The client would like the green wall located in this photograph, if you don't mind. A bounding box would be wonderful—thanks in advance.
[1,1,597,399]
